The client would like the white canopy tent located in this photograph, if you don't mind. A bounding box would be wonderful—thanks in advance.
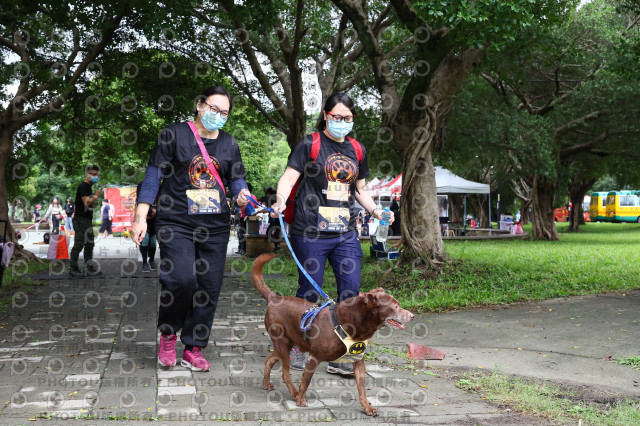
[366,167,493,230]
[371,167,490,197]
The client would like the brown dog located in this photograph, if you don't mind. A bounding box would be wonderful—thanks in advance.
[251,253,414,416]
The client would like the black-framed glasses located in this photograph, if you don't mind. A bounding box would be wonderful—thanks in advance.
[202,101,230,118]
[327,111,355,123]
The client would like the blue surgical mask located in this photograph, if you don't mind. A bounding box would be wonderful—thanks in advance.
[327,120,353,139]
[201,110,227,132]
[90,176,100,184]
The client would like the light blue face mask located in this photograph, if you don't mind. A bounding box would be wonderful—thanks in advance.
[327,119,353,139]
[201,110,228,132]
[90,175,100,184]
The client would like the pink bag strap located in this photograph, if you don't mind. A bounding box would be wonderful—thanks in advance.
[187,121,226,195]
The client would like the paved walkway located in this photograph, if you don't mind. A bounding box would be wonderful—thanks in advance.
[0,255,638,424]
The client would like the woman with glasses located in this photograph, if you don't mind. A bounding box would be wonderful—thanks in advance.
[271,92,394,376]
[131,86,251,372]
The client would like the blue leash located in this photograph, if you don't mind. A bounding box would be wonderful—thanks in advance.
[246,195,331,302]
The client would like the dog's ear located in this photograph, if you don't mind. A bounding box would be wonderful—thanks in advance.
[364,292,378,308]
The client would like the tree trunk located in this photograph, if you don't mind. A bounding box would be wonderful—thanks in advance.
[519,198,532,225]
[567,177,596,232]
[0,131,39,263]
[449,194,464,223]
[397,131,448,269]
[286,118,307,152]
[531,174,558,240]
[469,194,489,228]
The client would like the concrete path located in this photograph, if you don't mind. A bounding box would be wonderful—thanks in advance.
[0,259,548,425]
[0,255,638,424]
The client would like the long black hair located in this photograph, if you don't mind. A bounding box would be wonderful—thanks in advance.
[316,92,356,132]
[195,86,234,115]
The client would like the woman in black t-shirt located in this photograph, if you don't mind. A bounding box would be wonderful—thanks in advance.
[271,92,394,376]
[131,86,251,373]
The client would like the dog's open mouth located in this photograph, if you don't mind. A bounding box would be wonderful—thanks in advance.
[386,318,404,330]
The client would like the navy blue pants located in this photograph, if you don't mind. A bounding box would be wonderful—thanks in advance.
[156,224,228,348]
[290,230,363,303]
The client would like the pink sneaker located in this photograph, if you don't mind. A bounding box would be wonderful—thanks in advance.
[158,334,177,367]
[181,347,210,372]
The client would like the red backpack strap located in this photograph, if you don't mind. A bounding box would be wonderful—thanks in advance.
[347,136,363,164]
[310,132,321,161]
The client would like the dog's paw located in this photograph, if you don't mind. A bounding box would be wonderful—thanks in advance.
[263,382,274,390]
[296,397,308,407]
[364,406,378,417]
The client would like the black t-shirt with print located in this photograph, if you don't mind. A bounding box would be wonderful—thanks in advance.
[75,181,95,220]
[148,122,246,239]
[287,132,370,238]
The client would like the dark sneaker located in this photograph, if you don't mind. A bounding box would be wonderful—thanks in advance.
[181,347,210,372]
[141,262,151,273]
[69,268,83,278]
[148,260,157,270]
[327,362,355,376]
[289,346,308,371]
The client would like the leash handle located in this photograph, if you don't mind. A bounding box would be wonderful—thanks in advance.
[246,195,330,301]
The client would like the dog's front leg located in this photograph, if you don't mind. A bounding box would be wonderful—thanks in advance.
[296,355,319,407]
[354,359,378,416]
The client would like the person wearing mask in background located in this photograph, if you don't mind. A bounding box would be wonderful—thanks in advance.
[69,165,102,277]
[130,86,251,372]
[64,196,75,233]
[270,92,394,376]
[98,199,114,239]
[43,197,65,235]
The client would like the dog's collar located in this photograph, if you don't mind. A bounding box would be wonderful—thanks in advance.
[329,303,368,363]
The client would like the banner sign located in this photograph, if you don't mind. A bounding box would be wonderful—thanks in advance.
[104,186,137,232]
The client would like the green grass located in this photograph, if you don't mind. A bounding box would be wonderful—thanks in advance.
[234,222,640,312]
[615,356,640,370]
[456,371,640,425]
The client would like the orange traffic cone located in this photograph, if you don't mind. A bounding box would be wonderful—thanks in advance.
[56,225,69,260]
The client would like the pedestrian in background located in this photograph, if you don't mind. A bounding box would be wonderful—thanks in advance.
[136,181,158,272]
[98,199,114,238]
[64,196,75,233]
[44,197,65,235]
[32,204,43,232]
[69,165,102,277]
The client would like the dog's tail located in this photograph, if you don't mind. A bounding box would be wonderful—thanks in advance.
[251,253,276,301]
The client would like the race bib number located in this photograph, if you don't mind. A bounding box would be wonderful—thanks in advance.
[318,206,350,232]
[326,182,349,202]
[186,189,221,214]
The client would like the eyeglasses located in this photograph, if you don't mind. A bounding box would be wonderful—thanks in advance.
[327,111,355,123]
[202,101,230,118]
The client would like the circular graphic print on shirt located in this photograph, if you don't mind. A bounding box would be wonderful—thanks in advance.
[324,153,358,184]
[188,154,221,188]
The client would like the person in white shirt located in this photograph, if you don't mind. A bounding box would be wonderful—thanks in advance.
[44,197,66,234]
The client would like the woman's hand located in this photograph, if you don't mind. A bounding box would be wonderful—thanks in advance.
[372,208,395,225]
[270,203,286,219]
[130,219,147,246]
[236,188,250,207]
